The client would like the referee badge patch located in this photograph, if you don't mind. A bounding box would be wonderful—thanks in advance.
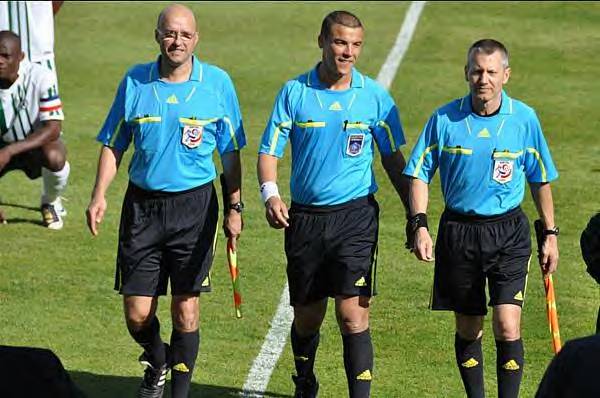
[182,125,203,149]
[493,160,514,183]
[346,134,365,156]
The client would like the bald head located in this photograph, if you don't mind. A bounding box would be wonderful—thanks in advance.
[157,3,196,32]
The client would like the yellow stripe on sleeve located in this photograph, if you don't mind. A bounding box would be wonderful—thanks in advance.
[412,144,438,178]
[377,121,396,152]
[109,118,124,147]
[222,117,239,151]
[269,121,291,156]
[526,147,548,182]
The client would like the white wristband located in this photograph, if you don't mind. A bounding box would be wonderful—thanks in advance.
[260,181,280,203]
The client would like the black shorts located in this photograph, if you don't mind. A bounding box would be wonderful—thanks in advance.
[285,195,379,306]
[431,207,532,315]
[0,147,44,179]
[115,181,219,297]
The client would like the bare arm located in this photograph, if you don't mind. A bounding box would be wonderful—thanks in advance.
[257,153,289,228]
[221,151,243,250]
[409,177,434,261]
[530,182,559,275]
[86,146,123,236]
[0,120,61,171]
[381,150,410,214]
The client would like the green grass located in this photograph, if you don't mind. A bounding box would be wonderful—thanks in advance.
[0,2,598,397]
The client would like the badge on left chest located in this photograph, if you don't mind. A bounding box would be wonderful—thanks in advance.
[182,125,203,149]
[493,160,514,183]
[346,133,365,156]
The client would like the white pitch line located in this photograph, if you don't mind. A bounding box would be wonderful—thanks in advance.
[241,3,426,396]
[377,1,427,90]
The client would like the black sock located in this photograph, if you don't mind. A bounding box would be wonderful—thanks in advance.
[342,329,373,398]
[291,323,319,380]
[170,329,200,398]
[496,339,524,398]
[454,334,485,398]
[128,316,166,367]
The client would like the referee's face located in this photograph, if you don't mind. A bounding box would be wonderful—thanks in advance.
[155,9,198,68]
[465,50,510,105]
[319,24,364,80]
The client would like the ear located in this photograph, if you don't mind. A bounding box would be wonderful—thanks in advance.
[464,64,469,82]
[318,34,324,49]
[19,51,25,62]
[154,29,160,45]
[503,66,511,84]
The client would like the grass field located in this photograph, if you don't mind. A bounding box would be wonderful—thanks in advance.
[1,1,599,397]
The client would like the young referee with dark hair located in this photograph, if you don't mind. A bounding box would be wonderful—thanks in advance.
[258,10,410,398]
[404,39,559,398]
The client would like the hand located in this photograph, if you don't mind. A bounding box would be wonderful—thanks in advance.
[86,195,107,236]
[413,227,434,262]
[540,234,559,275]
[265,196,289,229]
[0,147,12,172]
[223,210,243,251]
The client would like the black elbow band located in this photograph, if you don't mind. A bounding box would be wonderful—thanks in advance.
[410,213,428,232]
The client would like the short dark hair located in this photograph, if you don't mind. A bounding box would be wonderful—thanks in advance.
[320,11,363,39]
[0,30,21,50]
[467,39,509,68]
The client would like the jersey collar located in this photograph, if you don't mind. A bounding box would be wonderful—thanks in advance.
[459,90,514,115]
[149,55,203,82]
[306,63,365,89]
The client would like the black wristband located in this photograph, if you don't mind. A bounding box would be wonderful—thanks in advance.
[410,213,428,233]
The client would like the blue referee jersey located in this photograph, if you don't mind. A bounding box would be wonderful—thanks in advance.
[259,65,406,206]
[403,91,558,216]
[97,56,246,192]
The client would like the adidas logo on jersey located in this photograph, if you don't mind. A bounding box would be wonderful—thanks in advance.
[513,290,524,301]
[356,370,372,381]
[329,101,343,111]
[461,358,479,368]
[354,277,367,287]
[166,94,179,104]
[477,128,491,138]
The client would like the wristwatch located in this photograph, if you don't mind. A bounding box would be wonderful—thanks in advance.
[229,201,244,213]
[543,226,560,236]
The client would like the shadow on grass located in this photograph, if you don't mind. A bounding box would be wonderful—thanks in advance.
[0,201,43,226]
[71,371,292,398]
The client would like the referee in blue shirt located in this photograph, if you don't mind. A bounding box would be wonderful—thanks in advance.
[258,11,410,398]
[86,5,246,398]
[404,39,559,398]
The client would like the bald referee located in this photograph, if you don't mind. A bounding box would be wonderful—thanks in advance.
[86,4,245,397]
[404,39,559,398]
[258,10,410,398]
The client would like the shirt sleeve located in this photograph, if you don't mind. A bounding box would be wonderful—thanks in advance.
[372,92,406,156]
[38,70,64,122]
[96,75,132,152]
[523,111,558,183]
[258,84,293,158]
[216,72,247,155]
[402,112,440,183]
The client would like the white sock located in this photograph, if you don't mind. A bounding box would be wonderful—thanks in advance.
[41,161,70,205]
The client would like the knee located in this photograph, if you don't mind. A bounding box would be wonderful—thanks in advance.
[294,315,323,336]
[172,301,199,332]
[43,149,66,171]
[125,312,154,332]
[493,319,520,341]
[339,315,368,335]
